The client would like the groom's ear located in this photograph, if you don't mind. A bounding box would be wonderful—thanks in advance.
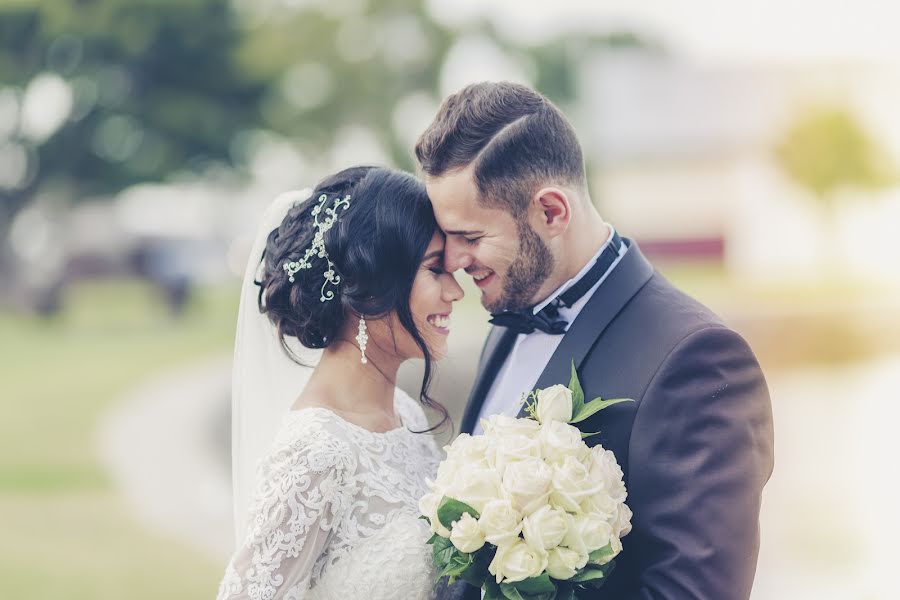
[532,187,571,238]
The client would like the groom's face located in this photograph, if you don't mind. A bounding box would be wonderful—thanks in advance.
[426,167,550,313]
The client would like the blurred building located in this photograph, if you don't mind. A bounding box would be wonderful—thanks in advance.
[576,48,900,282]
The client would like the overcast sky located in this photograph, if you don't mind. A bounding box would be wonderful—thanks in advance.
[428,0,900,66]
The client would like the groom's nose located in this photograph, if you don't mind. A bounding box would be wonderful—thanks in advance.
[443,237,473,272]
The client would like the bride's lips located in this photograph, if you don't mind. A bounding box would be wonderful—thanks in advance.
[426,313,451,335]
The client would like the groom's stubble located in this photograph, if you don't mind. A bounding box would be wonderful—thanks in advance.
[490,217,554,313]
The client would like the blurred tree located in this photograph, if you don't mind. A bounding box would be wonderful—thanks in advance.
[775,106,895,269]
[776,106,892,204]
[0,0,269,279]
[0,0,644,286]
[230,0,456,169]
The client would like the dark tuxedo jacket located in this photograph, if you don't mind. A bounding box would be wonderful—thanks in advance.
[455,238,774,600]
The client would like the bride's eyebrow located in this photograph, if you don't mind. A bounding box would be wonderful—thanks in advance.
[443,229,481,236]
[422,250,444,262]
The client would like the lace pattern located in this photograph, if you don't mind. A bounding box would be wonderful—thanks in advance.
[217,389,443,600]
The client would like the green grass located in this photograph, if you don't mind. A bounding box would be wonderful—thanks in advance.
[0,279,240,599]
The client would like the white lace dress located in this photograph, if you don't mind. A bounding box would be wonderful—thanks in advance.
[216,389,444,600]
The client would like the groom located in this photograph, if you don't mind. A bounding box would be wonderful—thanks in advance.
[416,82,774,599]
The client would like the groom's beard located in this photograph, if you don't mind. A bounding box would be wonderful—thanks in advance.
[490,221,553,313]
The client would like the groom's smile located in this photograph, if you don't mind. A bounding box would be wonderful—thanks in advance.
[425,168,525,312]
[426,166,553,313]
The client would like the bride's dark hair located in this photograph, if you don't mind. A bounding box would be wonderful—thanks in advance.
[258,165,448,432]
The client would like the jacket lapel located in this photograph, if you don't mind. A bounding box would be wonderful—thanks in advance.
[518,239,654,416]
[460,326,518,434]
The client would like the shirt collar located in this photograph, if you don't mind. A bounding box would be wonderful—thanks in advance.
[532,225,617,315]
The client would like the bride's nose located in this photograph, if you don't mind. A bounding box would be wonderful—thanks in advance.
[443,273,464,302]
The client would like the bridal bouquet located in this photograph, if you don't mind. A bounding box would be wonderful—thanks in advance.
[420,364,633,599]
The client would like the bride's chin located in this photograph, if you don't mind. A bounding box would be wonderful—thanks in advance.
[426,341,449,361]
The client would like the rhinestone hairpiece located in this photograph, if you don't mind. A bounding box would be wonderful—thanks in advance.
[283,193,352,302]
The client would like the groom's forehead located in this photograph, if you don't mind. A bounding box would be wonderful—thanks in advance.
[426,168,482,214]
[427,168,475,195]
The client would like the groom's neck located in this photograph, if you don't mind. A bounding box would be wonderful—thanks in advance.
[532,211,611,305]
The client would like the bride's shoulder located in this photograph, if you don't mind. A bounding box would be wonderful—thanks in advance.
[262,407,359,471]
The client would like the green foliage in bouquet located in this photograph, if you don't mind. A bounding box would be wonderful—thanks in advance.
[423,493,623,598]
[422,497,482,585]
[523,361,632,438]
[566,361,632,423]
[423,359,634,599]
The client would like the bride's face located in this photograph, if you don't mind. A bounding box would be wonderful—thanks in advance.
[396,232,464,360]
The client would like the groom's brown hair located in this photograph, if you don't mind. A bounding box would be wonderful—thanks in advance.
[415,81,587,218]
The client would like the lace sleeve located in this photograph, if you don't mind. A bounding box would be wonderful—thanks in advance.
[217,425,358,600]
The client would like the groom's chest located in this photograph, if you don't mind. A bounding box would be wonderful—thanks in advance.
[479,331,567,421]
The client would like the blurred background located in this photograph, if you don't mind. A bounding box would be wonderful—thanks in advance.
[2,0,899,598]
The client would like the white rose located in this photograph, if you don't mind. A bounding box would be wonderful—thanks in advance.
[609,534,623,557]
[594,535,622,565]
[481,414,541,439]
[450,512,485,553]
[545,546,588,580]
[432,458,463,492]
[539,420,590,466]
[419,492,450,537]
[588,446,627,503]
[611,503,633,539]
[595,534,623,566]
[491,433,542,477]
[488,538,549,583]
[445,465,501,513]
[575,513,613,553]
[478,499,523,547]
[561,513,587,555]
[502,458,552,515]
[580,492,618,519]
[444,433,490,468]
[551,455,603,513]
[522,505,569,551]
[536,385,573,424]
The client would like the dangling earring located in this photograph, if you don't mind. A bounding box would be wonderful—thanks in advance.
[356,317,368,364]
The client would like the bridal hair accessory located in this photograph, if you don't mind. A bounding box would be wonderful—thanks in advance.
[283,193,352,302]
[356,317,368,364]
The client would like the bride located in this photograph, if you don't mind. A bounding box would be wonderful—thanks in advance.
[217,166,464,599]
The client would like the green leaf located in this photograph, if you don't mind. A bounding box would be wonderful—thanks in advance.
[570,397,633,424]
[484,578,505,600]
[513,573,555,595]
[588,543,613,563]
[439,550,474,583]
[578,561,616,590]
[570,566,606,583]
[426,533,441,545]
[437,496,480,530]
[499,583,526,600]
[568,360,585,416]
[580,430,602,439]
[431,535,454,567]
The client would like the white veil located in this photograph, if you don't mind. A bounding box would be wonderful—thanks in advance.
[231,189,322,544]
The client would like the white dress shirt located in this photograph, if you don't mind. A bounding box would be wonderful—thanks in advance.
[473,226,627,434]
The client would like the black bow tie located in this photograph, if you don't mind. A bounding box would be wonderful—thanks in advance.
[488,231,623,336]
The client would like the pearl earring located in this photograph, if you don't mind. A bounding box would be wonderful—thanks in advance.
[356,317,368,364]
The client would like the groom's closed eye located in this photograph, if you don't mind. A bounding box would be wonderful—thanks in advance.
[444,230,484,246]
